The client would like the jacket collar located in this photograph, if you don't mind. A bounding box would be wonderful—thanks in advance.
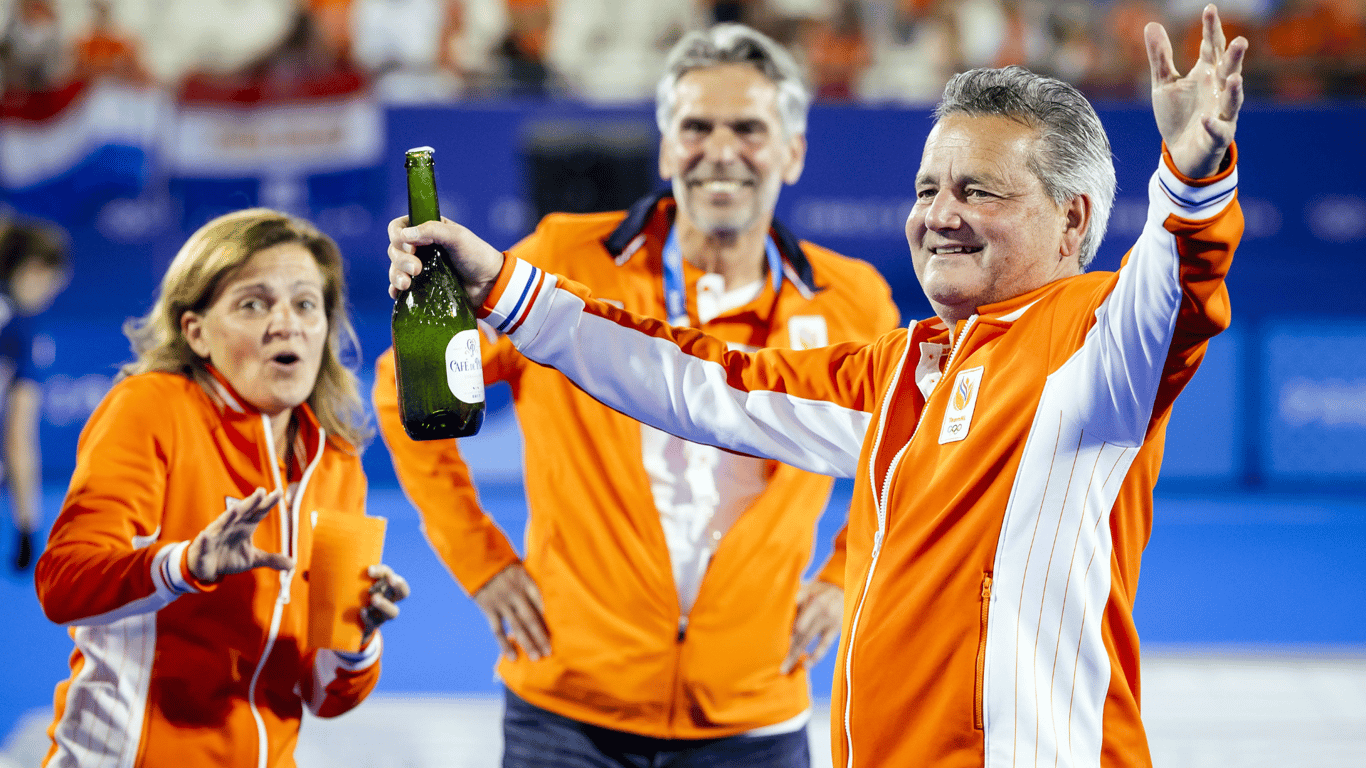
[971,277,1072,323]
[601,189,822,296]
[200,364,327,462]
[911,276,1075,340]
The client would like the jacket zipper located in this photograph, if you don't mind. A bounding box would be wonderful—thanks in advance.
[975,574,993,730]
[245,415,310,768]
[843,316,977,767]
[666,615,688,733]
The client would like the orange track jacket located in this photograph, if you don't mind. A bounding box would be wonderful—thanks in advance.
[374,194,899,739]
[35,369,382,768]
[470,150,1242,766]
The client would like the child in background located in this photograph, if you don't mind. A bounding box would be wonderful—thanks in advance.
[0,220,69,571]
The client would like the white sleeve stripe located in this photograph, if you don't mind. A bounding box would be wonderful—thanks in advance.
[511,282,868,476]
[305,635,381,715]
[159,541,197,595]
[320,632,383,671]
[1155,161,1238,220]
[488,260,542,332]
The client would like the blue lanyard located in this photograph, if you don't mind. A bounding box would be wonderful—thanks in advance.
[662,225,783,326]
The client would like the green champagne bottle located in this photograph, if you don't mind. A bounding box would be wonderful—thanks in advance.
[391,146,485,440]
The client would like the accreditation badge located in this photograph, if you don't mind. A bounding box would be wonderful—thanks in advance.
[788,315,829,350]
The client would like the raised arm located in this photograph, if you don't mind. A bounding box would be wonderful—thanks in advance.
[1070,5,1246,447]
[36,382,293,625]
[386,221,889,478]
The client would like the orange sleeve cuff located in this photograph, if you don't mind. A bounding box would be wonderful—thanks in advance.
[1161,141,1238,187]
[477,252,516,319]
[178,545,220,593]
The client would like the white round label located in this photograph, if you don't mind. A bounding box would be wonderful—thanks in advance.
[444,329,485,404]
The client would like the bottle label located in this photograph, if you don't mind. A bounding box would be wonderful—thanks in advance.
[445,330,485,404]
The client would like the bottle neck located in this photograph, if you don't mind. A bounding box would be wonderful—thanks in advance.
[407,163,440,225]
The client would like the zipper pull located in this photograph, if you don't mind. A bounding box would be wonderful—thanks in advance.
[676,616,689,642]
[872,530,884,556]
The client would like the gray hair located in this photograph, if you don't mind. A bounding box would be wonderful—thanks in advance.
[655,24,810,138]
[935,66,1116,269]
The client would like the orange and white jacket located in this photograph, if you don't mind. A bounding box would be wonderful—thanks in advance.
[374,194,899,739]
[35,368,382,768]
[469,150,1241,766]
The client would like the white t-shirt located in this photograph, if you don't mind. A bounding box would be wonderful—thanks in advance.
[641,274,767,616]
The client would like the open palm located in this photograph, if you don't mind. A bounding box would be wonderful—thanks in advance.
[188,488,295,582]
[1146,4,1248,179]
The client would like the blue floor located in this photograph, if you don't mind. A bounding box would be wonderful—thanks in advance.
[5,482,1364,744]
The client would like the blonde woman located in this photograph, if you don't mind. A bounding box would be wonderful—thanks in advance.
[35,208,409,768]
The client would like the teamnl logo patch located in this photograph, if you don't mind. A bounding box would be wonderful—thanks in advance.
[938,366,984,444]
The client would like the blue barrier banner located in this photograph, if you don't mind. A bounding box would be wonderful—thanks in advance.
[1263,319,1366,481]
[1159,326,1243,482]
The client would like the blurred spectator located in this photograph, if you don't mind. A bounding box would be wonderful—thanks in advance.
[546,0,705,101]
[179,3,363,102]
[128,0,296,90]
[500,0,551,95]
[803,0,870,100]
[1319,0,1366,96]
[1,0,66,93]
[442,0,513,94]
[351,0,457,102]
[350,0,509,102]
[1045,1,1100,86]
[256,6,350,82]
[310,0,353,65]
[71,0,151,85]
[855,0,959,103]
[3,1,1365,114]
[713,0,833,49]
[1088,0,1168,98]
[983,0,1052,70]
[0,219,69,572]
[1260,0,1366,99]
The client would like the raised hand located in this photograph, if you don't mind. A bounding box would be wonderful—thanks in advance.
[361,563,411,644]
[387,216,506,304]
[782,578,843,675]
[473,563,551,661]
[187,488,295,582]
[1145,4,1248,179]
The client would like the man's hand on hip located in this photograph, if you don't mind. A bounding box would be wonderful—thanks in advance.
[783,578,843,675]
[474,563,551,661]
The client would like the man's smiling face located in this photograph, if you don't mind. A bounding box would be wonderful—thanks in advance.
[907,113,1083,324]
[659,63,805,240]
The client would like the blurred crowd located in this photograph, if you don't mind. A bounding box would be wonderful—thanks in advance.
[1,0,1364,107]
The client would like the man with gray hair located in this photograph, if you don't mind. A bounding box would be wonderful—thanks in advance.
[373,23,898,768]
[388,5,1249,765]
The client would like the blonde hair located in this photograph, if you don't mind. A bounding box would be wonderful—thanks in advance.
[123,208,371,450]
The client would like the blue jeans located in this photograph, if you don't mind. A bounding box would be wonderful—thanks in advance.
[501,689,812,768]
